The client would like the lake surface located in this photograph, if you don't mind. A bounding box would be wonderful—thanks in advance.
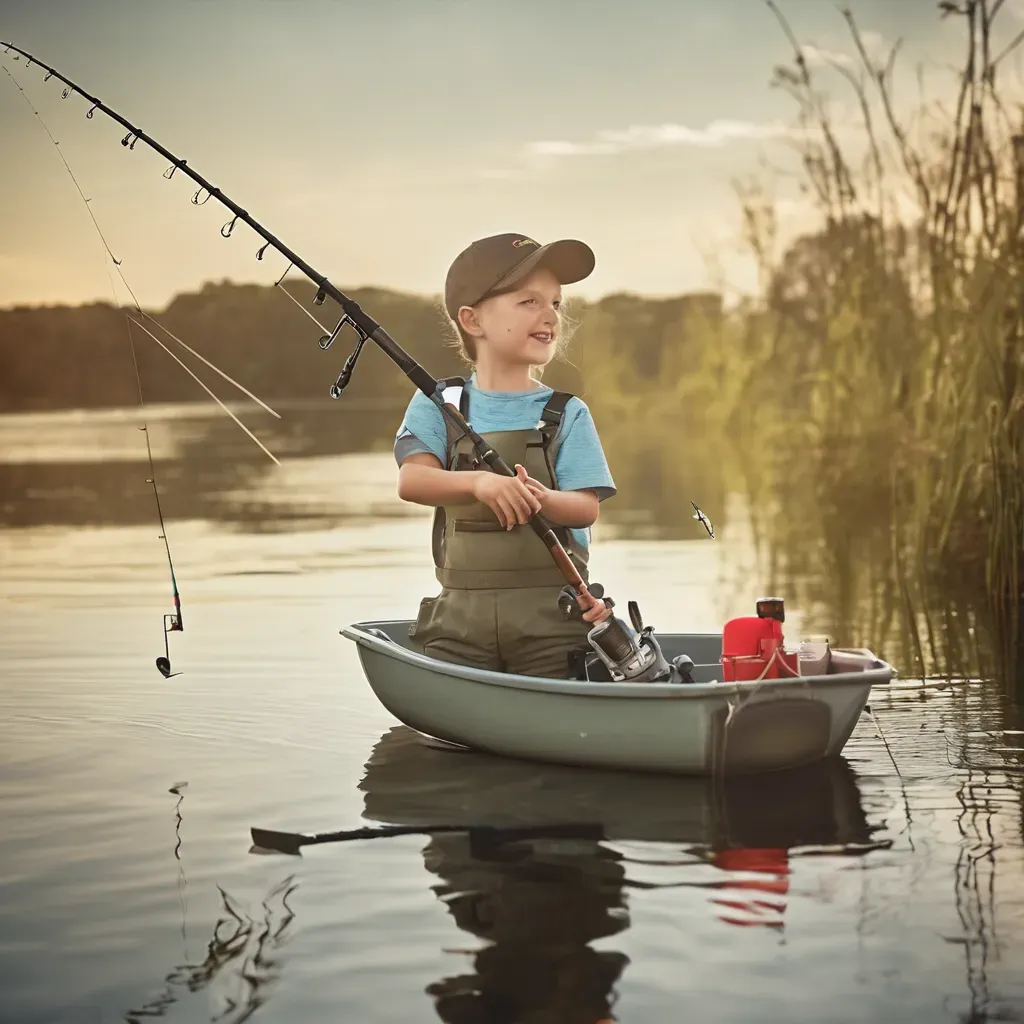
[0,403,1022,1023]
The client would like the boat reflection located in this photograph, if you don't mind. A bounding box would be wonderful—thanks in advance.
[358,726,884,1023]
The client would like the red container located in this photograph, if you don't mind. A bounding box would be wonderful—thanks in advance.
[722,615,780,659]
[721,602,799,681]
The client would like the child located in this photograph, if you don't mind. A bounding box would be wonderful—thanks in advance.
[394,232,617,679]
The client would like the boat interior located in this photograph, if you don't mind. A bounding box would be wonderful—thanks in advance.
[349,620,880,683]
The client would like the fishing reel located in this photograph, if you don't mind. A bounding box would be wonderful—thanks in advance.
[314,303,369,400]
[588,610,674,683]
[560,587,688,684]
[156,610,182,679]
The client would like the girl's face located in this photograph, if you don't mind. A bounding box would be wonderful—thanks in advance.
[462,267,563,370]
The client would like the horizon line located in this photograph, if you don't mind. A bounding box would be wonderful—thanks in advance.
[0,275,738,316]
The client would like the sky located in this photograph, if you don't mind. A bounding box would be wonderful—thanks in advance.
[2,0,1023,311]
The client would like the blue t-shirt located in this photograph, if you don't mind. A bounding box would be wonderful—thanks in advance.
[394,373,616,549]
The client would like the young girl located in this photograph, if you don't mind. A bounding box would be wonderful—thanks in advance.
[394,232,616,679]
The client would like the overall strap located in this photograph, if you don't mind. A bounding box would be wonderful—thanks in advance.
[436,378,467,468]
[537,391,574,475]
[437,377,467,412]
[440,384,575,468]
[537,391,573,441]
[430,376,466,569]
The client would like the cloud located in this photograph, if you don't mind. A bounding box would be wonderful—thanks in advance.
[525,119,803,159]
[861,30,888,57]
[801,29,889,71]
[802,45,855,69]
[472,118,810,182]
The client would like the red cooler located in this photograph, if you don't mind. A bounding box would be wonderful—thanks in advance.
[721,597,799,681]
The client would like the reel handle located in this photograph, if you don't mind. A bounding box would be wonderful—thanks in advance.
[557,582,609,621]
[330,332,368,399]
[319,314,351,351]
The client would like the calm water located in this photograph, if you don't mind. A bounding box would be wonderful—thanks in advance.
[0,404,1022,1024]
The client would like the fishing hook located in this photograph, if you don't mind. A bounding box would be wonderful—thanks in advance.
[256,240,272,261]
[191,186,211,205]
[221,214,239,238]
[86,102,99,119]
[121,130,139,150]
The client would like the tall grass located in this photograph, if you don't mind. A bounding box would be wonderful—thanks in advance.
[733,0,1023,698]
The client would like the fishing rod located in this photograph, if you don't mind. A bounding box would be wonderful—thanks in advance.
[1,41,684,684]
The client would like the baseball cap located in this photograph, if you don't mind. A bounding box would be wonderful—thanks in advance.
[444,233,595,321]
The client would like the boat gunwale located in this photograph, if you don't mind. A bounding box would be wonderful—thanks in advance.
[341,620,893,700]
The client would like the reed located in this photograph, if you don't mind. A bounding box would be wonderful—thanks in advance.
[734,0,1024,697]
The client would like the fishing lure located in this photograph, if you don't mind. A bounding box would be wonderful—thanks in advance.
[691,501,715,539]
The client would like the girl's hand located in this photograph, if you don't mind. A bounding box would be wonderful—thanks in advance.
[472,465,542,529]
[520,466,552,507]
[576,583,613,624]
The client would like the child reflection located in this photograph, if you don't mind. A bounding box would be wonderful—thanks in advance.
[422,829,629,1024]
[358,725,873,1023]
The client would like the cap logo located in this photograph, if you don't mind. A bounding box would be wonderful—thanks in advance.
[512,238,538,248]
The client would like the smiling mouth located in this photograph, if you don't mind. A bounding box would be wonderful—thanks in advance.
[530,332,554,344]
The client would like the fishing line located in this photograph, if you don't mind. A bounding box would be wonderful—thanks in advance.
[273,269,332,332]
[2,62,185,676]
[126,317,281,465]
[0,64,282,442]
[128,307,282,420]
[863,702,916,851]
[863,704,903,781]
[1,60,278,678]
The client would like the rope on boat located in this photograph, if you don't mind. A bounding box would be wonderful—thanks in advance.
[711,647,809,783]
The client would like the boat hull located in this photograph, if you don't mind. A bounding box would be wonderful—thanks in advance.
[342,620,890,776]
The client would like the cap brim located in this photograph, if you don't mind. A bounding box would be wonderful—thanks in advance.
[492,238,595,293]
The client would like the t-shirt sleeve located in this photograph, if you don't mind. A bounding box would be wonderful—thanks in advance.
[394,389,447,466]
[553,398,616,501]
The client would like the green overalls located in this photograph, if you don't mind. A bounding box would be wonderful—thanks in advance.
[409,380,595,678]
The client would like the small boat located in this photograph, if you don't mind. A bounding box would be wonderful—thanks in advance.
[341,619,893,776]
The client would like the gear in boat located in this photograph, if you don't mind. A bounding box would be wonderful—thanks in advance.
[558,595,869,685]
